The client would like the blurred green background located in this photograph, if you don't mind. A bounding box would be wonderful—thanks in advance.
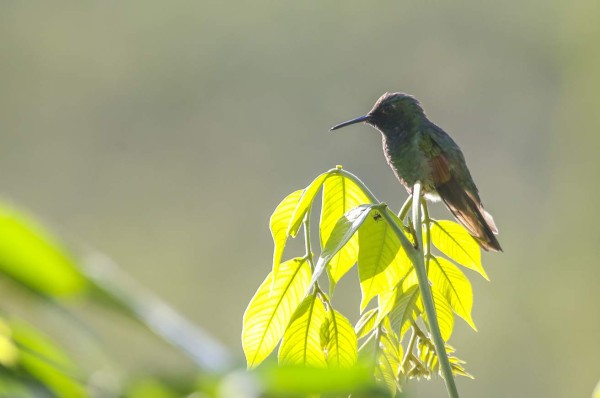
[1,1,599,397]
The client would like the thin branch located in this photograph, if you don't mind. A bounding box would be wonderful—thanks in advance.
[334,168,380,204]
[303,207,315,269]
[409,182,459,398]
[398,196,413,221]
[401,326,418,370]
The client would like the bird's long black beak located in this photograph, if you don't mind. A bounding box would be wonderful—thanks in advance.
[330,114,371,131]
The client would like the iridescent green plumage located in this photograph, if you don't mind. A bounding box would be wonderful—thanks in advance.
[331,92,502,252]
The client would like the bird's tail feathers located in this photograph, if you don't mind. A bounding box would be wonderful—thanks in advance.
[480,206,498,234]
[437,180,502,252]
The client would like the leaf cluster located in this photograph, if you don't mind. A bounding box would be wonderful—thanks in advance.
[242,167,488,396]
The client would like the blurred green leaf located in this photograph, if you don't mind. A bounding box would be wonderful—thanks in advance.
[125,378,181,398]
[429,256,477,331]
[255,364,384,396]
[430,220,488,280]
[311,204,376,287]
[0,373,37,398]
[10,320,86,398]
[320,174,372,291]
[243,257,311,368]
[278,291,327,367]
[270,190,303,276]
[287,172,331,238]
[357,209,412,311]
[323,307,358,368]
[0,318,19,368]
[0,204,86,296]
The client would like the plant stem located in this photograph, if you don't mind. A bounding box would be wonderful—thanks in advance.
[398,196,413,220]
[400,326,417,370]
[303,208,315,270]
[335,168,380,204]
[304,207,328,298]
[410,182,459,398]
[421,198,432,272]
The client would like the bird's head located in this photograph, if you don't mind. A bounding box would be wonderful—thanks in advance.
[330,92,425,133]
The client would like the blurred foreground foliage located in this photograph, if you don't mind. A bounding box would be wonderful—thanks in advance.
[0,176,390,398]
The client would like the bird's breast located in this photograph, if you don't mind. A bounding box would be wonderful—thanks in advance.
[381,132,435,193]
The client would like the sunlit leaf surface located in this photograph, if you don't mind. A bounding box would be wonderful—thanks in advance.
[385,285,420,338]
[311,204,375,287]
[320,175,372,290]
[323,308,357,368]
[360,327,402,395]
[420,289,454,341]
[430,220,488,280]
[270,190,303,275]
[429,256,476,330]
[278,292,327,367]
[355,309,378,339]
[357,210,412,310]
[243,258,311,368]
[287,172,331,238]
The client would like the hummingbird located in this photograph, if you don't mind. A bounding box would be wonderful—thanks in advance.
[331,92,502,252]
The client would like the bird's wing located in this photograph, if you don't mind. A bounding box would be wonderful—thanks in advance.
[421,125,482,202]
[421,125,500,250]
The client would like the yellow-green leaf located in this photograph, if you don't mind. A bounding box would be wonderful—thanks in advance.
[374,329,402,395]
[357,210,412,310]
[429,256,476,331]
[376,265,416,327]
[270,190,303,275]
[377,290,396,326]
[401,268,419,290]
[0,204,87,296]
[287,172,331,238]
[323,309,357,368]
[243,258,311,368]
[419,290,454,341]
[430,220,488,280]
[358,325,401,396]
[385,285,420,338]
[278,292,327,367]
[354,308,378,339]
[311,204,375,287]
[320,175,372,290]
